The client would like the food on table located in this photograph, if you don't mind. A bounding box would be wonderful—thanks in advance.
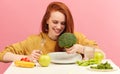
[38,54,51,67]
[58,33,77,48]
[94,52,104,63]
[90,61,113,69]
[14,60,35,68]
[76,59,99,66]
[76,52,104,66]
[20,57,30,62]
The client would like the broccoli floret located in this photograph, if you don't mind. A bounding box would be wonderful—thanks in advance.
[90,61,113,69]
[58,33,77,48]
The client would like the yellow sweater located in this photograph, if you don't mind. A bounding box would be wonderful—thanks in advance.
[0,32,98,61]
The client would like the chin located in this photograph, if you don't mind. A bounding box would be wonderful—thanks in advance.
[55,34,60,37]
[53,32,60,36]
[53,30,63,36]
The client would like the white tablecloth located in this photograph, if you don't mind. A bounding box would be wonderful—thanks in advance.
[4,59,120,74]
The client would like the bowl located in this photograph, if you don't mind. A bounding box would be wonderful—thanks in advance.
[48,52,82,64]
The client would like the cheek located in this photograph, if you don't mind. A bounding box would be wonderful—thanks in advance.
[62,25,65,30]
[48,24,54,31]
[48,23,52,28]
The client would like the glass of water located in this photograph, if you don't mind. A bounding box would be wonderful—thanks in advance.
[83,46,95,60]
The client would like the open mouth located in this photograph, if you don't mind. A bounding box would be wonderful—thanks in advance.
[54,29,62,35]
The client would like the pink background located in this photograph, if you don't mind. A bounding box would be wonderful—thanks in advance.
[0,0,120,73]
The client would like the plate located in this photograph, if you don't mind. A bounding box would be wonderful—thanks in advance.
[48,52,82,64]
[87,67,118,72]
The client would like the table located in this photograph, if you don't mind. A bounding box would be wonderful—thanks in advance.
[4,59,120,74]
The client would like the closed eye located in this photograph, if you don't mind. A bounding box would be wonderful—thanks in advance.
[52,20,65,25]
[61,22,65,25]
[52,20,58,24]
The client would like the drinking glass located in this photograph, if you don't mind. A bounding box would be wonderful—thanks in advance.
[83,46,95,60]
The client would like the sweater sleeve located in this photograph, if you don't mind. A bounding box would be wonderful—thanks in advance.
[0,35,40,62]
[74,32,99,48]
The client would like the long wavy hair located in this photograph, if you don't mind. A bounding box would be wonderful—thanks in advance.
[41,2,74,51]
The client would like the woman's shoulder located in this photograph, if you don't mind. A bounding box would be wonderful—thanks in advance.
[73,32,85,36]
[27,32,48,40]
[28,32,45,37]
[26,32,44,40]
[73,31,87,40]
[27,34,40,39]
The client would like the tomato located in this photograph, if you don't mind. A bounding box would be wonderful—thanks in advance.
[20,57,30,62]
[20,58,25,61]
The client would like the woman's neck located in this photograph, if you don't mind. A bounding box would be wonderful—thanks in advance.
[48,34,57,41]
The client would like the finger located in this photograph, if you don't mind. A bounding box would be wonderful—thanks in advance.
[31,57,36,60]
[34,50,41,53]
[36,50,43,55]
[66,49,72,54]
[31,53,40,59]
[32,55,39,60]
[39,50,43,54]
[34,53,41,58]
[66,51,71,54]
[65,48,72,51]
[67,49,76,54]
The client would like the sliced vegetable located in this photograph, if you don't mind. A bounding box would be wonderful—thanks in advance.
[90,61,113,69]
[76,59,100,66]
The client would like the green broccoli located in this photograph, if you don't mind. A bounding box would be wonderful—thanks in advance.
[58,33,77,48]
[90,61,113,69]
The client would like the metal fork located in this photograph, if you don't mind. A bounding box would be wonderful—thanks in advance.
[40,37,46,54]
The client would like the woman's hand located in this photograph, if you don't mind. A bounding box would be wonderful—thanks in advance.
[65,44,84,54]
[28,50,42,61]
[3,50,42,62]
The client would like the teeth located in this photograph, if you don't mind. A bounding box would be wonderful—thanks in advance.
[53,27,63,35]
[54,29,59,33]
[55,30,60,33]
[55,30,61,34]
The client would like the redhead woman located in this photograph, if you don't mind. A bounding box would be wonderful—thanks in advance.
[0,2,105,62]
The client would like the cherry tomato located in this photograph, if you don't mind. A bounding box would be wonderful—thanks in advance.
[20,57,30,62]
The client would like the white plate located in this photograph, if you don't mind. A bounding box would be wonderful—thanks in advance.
[48,52,82,64]
[87,67,118,72]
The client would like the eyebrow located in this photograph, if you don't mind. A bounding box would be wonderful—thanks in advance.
[52,20,65,23]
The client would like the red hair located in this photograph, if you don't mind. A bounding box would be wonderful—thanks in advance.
[41,2,74,51]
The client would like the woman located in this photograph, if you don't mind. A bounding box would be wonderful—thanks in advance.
[0,2,105,62]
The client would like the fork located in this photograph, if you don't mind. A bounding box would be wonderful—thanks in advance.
[40,37,46,54]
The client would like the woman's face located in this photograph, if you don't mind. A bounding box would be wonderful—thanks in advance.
[47,11,65,39]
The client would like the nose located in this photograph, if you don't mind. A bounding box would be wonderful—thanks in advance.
[56,23,62,29]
